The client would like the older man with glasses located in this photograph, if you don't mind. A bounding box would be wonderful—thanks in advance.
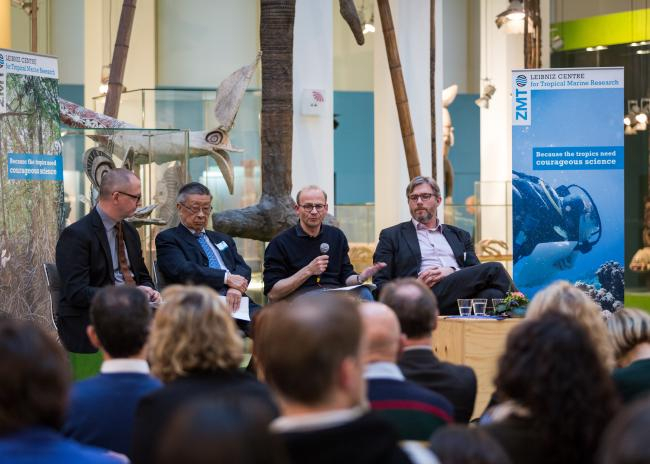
[263,185,385,301]
[56,168,160,355]
[373,176,515,315]
[155,182,260,326]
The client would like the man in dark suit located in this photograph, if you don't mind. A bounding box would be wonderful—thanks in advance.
[56,169,160,354]
[361,301,453,440]
[373,176,514,314]
[63,286,161,458]
[155,182,257,318]
[380,278,477,423]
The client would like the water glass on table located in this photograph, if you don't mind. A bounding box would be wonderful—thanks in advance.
[457,299,472,317]
[472,298,488,316]
[492,298,506,313]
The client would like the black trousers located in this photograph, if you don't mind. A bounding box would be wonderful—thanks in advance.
[432,262,515,315]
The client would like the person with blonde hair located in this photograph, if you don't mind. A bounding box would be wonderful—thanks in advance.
[526,280,614,370]
[131,285,277,464]
[607,308,650,402]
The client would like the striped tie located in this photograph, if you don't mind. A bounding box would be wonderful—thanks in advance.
[196,233,221,269]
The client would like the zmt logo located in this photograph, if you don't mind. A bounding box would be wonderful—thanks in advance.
[514,88,528,121]
[516,74,527,87]
[0,54,4,69]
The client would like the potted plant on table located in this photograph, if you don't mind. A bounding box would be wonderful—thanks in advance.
[494,291,529,318]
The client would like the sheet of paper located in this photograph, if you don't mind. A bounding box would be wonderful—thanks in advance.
[323,283,377,292]
[218,296,250,321]
[515,241,577,287]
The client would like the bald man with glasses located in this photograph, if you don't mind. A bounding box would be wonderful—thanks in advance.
[56,169,160,354]
[263,185,385,301]
[155,182,259,322]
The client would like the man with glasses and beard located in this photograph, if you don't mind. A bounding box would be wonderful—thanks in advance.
[263,185,385,301]
[373,176,514,315]
[56,168,160,354]
[155,182,259,322]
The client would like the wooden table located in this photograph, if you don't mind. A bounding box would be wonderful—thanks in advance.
[432,317,523,420]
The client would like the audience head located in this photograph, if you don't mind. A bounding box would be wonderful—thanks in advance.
[0,319,71,435]
[98,168,141,219]
[526,280,614,369]
[257,294,364,410]
[598,396,650,464]
[379,278,438,339]
[607,308,650,367]
[495,311,618,464]
[88,286,152,358]
[430,425,512,464]
[148,285,243,383]
[157,397,287,464]
[359,301,403,363]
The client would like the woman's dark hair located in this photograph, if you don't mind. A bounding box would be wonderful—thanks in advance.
[156,396,287,464]
[495,311,619,464]
[430,425,512,464]
[0,319,71,434]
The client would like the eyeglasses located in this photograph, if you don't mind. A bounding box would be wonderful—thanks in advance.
[299,203,326,212]
[116,191,142,202]
[408,193,435,202]
[180,202,213,215]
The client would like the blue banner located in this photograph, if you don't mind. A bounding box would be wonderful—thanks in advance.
[512,67,625,310]
[7,153,63,181]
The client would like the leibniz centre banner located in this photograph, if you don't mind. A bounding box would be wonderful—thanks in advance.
[511,67,624,309]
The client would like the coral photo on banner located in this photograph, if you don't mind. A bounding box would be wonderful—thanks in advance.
[511,67,624,312]
[0,48,63,327]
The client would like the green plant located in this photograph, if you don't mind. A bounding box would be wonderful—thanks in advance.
[494,291,529,317]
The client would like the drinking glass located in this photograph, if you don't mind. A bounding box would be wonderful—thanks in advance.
[457,299,472,317]
[472,298,488,316]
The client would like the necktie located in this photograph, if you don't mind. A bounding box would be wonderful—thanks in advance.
[196,233,221,269]
[116,222,136,286]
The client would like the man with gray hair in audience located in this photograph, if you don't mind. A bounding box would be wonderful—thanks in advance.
[361,301,453,440]
[380,278,477,423]
[257,293,439,464]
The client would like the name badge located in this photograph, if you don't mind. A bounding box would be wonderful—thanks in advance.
[216,241,228,251]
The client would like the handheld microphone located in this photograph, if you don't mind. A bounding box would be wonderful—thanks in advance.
[317,243,330,284]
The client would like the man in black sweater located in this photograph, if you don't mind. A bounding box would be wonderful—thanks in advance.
[263,185,385,301]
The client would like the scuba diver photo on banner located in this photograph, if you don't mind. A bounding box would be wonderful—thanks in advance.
[511,67,624,310]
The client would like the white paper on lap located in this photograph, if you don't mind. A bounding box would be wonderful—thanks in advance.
[217,296,250,321]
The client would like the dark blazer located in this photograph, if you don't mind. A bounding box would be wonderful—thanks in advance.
[398,348,477,423]
[55,208,155,353]
[155,225,251,293]
[131,370,278,464]
[373,221,480,293]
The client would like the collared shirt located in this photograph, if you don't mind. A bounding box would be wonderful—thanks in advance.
[269,406,365,433]
[412,218,460,273]
[364,361,406,381]
[100,358,150,375]
[263,223,355,295]
[96,205,131,284]
[182,223,229,278]
[402,345,434,353]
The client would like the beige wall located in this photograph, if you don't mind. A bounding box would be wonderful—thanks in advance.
[156,0,259,88]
